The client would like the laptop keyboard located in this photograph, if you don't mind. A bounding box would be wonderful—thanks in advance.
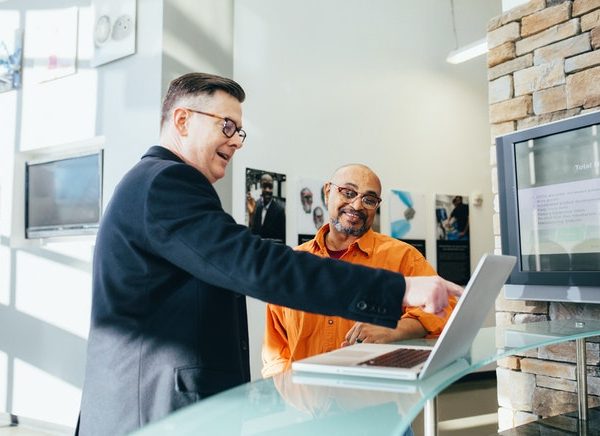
[359,348,431,368]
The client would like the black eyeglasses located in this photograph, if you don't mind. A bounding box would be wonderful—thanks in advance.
[329,183,381,210]
[184,108,247,143]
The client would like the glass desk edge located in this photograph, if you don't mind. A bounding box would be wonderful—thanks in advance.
[132,319,600,436]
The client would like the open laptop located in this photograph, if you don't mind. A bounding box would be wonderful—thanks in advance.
[292,254,516,380]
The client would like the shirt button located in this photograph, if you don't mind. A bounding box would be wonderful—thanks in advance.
[328,319,333,325]
[356,301,367,310]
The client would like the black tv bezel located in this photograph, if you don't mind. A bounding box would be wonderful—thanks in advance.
[25,149,104,239]
[496,110,600,289]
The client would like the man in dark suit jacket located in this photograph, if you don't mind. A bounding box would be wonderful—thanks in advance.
[77,72,462,435]
[249,173,286,243]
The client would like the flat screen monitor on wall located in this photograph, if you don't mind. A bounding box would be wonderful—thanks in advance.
[496,110,600,304]
[25,150,103,239]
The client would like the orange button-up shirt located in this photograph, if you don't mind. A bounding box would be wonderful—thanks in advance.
[262,224,456,378]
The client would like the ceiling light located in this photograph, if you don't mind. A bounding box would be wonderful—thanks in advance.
[446,38,488,64]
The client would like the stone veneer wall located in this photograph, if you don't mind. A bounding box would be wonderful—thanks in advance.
[487,0,600,431]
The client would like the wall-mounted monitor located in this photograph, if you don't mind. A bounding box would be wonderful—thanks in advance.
[496,111,600,303]
[25,150,103,239]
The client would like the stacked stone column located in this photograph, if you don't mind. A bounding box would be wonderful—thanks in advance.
[487,0,600,430]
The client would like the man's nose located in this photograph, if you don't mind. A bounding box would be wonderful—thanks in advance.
[349,196,365,209]
[229,135,243,149]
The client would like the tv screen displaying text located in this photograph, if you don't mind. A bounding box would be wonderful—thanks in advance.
[515,124,600,272]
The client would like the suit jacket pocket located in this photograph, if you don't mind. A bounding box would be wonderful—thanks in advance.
[174,365,239,396]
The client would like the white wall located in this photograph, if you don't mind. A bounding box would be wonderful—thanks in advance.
[162,0,236,212]
[232,0,501,380]
[0,0,164,427]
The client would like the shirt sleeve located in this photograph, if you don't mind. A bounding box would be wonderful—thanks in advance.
[397,249,456,337]
[402,296,458,336]
[262,304,292,378]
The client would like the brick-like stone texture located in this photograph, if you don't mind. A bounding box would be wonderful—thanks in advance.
[490,146,497,166]
[582,106,600,113]
[565,47,600,72]
[516,19,580,56]
[498,355,521,370]
[592,26,600,49]
[522,2,572,37]
[573,0,600,16]
[538,374,600,396]
[538,341,600,365]
[533,85,567,114]
[488,0,546,31]
[488,41,516,68]
[536,374,577,392]
[589,376,600,395]
[520,358,576,379]
[491,171,499,199]
[490,120,515,142]
[488,54,533,81]
[513,313,549,324]
[488,22,521,50]
[532,387,600,416]
[550,303,600,328]
[498,407,539,432]
[533,33,591,65]
[516,108,581,130]
[514,61,565,96]
[495,292,548,313]
[489,75,514,104]
[566,65,600,108]
[581,9,600,31]
[496,311,513,326]
[490,95,533,123]
[497,367,536,410]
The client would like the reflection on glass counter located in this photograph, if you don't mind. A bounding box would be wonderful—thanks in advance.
[133,320,600,436]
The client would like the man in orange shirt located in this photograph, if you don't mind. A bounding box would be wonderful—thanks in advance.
[262,164,456,377]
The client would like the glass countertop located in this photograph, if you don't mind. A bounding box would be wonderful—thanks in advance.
[133,319,600,436]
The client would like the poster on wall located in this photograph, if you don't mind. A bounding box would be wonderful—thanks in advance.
[25,7,78,83]
[246,168,286,245]
[435,194,470,285]
[389,189,427,257]
[0,28,23,93]
[91,0,137,67]
[297,178,329,245]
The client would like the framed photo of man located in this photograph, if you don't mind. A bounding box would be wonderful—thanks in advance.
[246,168,286,244]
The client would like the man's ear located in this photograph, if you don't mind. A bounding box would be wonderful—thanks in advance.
[173,108,189,136]
[324,182,331,204]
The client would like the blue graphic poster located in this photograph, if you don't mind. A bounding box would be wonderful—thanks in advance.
[389,190,426,257]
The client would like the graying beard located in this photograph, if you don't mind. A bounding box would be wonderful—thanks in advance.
[331,218,367,237]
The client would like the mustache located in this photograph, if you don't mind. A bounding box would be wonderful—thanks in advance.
[340,206,367,221]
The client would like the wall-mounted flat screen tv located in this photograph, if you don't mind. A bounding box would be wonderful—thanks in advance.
[496,111,600,303]
[25,150,103,239]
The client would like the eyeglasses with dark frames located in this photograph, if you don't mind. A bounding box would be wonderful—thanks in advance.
[329,183,382,210]
[184,108,247,143]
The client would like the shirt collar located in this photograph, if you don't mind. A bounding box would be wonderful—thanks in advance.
[312,224,375,257]
[142,145,184,163]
